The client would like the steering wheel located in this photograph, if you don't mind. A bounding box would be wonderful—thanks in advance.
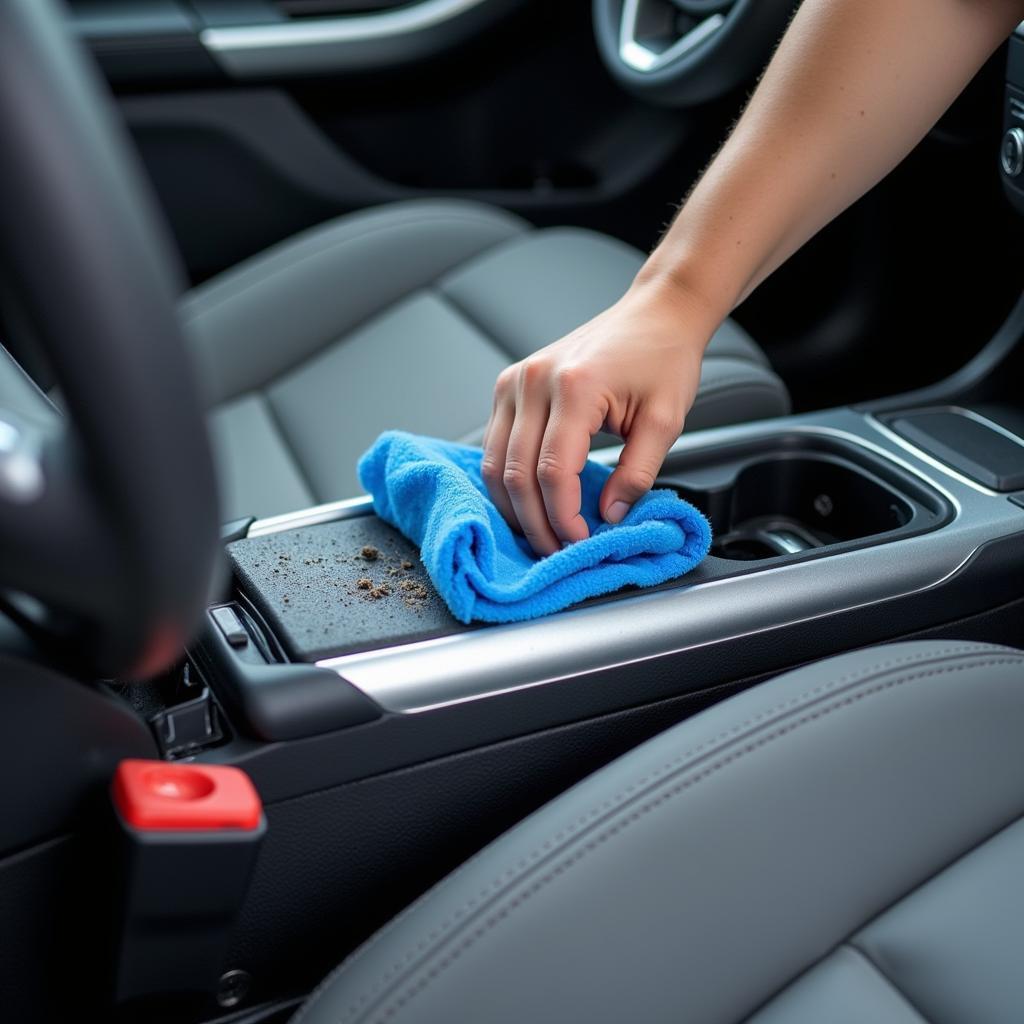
[594,0,797,106]
[0,0,219,677]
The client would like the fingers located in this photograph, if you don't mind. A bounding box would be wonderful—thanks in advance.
[600,407,681,524]
[537,376,598,546]
[483,361,608,556]
[503,364,561,556]
[481,370,518,530]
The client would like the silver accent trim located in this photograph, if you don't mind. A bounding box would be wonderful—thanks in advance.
[949,405,1024,450]
[319,542,977,715]
[201,0,491,76]
[248,495,374,538]
[314,416,1021,715]
[866,408,1021,497]
[619,0,725,73]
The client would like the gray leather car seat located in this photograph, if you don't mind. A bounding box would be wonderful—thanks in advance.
[181,199,789,521]
[293,640,1024,1024]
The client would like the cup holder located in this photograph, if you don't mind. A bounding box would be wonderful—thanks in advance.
[657,436,947,564]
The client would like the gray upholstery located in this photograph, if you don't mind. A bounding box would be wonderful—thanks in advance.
[182,200,789,520]
[294,640,1024,1024]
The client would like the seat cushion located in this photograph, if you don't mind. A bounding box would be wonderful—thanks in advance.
[291,640,1024,1024]
[182,199,789,520]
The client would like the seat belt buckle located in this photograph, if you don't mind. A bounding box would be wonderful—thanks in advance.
[110,759,266,1007]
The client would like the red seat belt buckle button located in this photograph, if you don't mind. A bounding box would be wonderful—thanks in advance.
[112,759,262,831]
[110,759,266,1003]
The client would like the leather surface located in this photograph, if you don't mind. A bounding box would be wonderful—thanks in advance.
[852,815,1024,1024]
[748,946,927,1023]
[293,640,1024,1024]
[184,200,789,520]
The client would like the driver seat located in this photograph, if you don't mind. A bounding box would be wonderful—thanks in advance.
[293,640,1024,1023]
[181,199,789,521]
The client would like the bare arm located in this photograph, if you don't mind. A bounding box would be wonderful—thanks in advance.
[644,0,1024,309]
[483,0,1024,557]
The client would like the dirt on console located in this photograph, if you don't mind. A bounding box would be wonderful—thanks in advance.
[349,548,432,610]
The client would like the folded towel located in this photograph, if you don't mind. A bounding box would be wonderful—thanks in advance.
[357,431,712,624]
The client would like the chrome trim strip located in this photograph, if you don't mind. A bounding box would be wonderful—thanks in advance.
[248,495,374,537]
[619,1,725,73]
[315,418,1016,715]
[201,0,491,75]
[319,538,979,715]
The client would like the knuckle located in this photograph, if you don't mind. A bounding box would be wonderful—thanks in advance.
[520,358,549,387]
[619,465,657,493]
[643,407,683,440]
[495,367,517,395]
[553,364,588,394]
[480,457,502,485]
[536,456,568,487]
[502,463,530,494]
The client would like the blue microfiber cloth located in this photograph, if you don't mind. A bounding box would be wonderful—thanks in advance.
[357,430,712,624]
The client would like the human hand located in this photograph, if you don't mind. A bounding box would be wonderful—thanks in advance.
[481,276,716,556]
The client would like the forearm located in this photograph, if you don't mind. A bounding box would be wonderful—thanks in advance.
[640,0,1024,325]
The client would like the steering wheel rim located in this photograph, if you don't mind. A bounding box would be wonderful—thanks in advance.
[0,0,219,677]
[593,0,797,107]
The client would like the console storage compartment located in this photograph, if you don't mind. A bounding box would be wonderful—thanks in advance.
[223,432,949,675]
[657,433,946,561]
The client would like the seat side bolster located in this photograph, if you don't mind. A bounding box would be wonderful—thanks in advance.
[294,640,1024,1024]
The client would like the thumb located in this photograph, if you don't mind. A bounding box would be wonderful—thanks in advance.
[600,411,680,524]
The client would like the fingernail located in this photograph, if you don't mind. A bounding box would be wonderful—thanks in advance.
[606,501,630,524]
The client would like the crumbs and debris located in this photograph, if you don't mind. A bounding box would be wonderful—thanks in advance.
[247,532,436,621]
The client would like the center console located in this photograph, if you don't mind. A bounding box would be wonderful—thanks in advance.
[77,381,1024,1008]
[193,402,1024,787]
[175,357,1024,998]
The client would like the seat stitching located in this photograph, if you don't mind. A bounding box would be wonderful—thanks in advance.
[181,213,525,324]
[366,655,1024,1023]
[316,643,1005,1022]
